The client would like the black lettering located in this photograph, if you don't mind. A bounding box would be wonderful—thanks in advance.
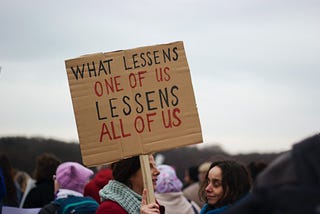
[122,96,131,116]
[102,59,113,74]
[159,88,169,109]
[163,48,171,63]
[109,98,118,118]
[132,53,140,69]
[123,56,132,70]
[145,91,157,111]
[87,62,96,77]
[171,85,179,106]
[172,47,178,61]
[98,60,108,75]
[140,52,147,67]
[96,101,107,120]
[135,93,144,113]
[71,64,85,80]
[153,50,160,64]
[146,51,153,66]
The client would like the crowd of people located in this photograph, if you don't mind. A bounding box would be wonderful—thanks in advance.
[1,133,319,214]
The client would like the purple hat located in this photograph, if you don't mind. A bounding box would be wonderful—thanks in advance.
[156,164,183,193]
[56,162,93,194]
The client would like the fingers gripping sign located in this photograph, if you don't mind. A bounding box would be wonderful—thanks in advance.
[140,189,160,214]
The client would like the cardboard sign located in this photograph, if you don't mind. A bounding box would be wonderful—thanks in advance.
[65,41,202,166]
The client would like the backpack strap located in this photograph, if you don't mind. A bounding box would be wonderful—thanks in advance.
[187,199,199,214]
[39,202,60,214]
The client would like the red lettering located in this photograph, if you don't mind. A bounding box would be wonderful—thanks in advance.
[99,119,132,142]
[111,121,121,140]
[99,123,112,142]
[146,112,156,132]
[161,108,182,128]
[120,119,131,137]
[134,116,144,133]
[94,81,103,97]
[172,108,182,127]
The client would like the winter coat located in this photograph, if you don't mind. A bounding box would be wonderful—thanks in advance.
[96,200,128,214]
[23,180,55,208]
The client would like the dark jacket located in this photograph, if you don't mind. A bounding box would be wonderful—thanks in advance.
[23,180,54,208]
[224,134,320,214]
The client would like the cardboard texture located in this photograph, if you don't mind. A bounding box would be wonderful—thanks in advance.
[65,41,202,166]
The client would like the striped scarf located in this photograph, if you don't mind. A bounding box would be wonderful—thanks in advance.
[99,180,142,213]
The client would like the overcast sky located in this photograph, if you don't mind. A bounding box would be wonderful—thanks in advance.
[1,0,319,154]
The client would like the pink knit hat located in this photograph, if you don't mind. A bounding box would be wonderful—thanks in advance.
[56,162,93,194]
[156,164,183,193]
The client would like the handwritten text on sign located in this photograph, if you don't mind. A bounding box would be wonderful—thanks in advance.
[66,41,202,166]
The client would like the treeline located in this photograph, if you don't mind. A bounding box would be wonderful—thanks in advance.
[0,136,281,179]
[0,136,82,176]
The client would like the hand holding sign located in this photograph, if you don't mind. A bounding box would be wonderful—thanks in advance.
[141,188,160,214]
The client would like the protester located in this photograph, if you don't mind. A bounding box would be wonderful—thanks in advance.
[183,165,199,189]
[224,133,320,214]
[14,171,29,195]
[96,154,165,214]
[184,161,211,208]
[246,161,267,183]
[155,164,200,214]
[0,153,19,207]
[199,160,251,214]
[84,165,113,203]
[23,153,61,208]
[39,161,98,214]
[18,174,35,208]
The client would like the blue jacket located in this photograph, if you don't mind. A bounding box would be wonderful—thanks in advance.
[200,204,229,214]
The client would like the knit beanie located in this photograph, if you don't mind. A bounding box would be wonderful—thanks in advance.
[56,162,93,194]
[156,164,183,193]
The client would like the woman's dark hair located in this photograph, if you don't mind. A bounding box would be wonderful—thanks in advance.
[33,153,61,182]
[112,155,140,188]
[199,160,252,208]
[0,153,19,206]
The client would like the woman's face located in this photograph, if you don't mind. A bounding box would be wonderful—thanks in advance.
[130,155,160,195]
[205,166,224,206]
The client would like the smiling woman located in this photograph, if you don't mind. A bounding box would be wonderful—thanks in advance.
[199,160,251,214]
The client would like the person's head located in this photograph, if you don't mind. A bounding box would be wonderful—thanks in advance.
[33,153,61,182]
[199,160,251,208]
[247,161,267,182]
[184,165,199,185]
[112,154,159,195]
[14,170,31,193]
[198,161,212,183]
[156,164,183,193]
[54,162,93,194]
